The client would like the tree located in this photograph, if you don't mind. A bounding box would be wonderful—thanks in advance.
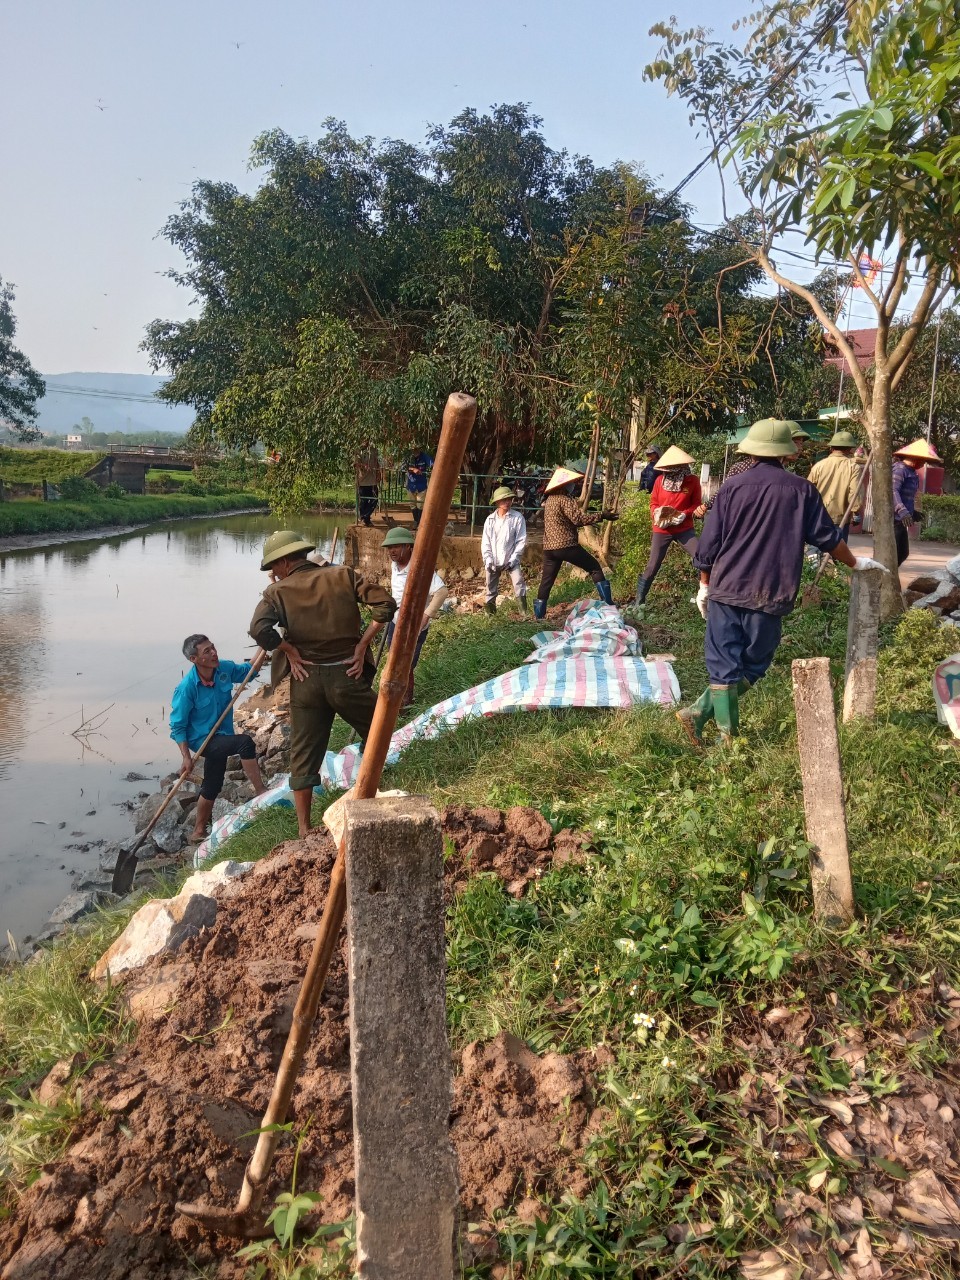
[0,278,44,440]
[647,0,960,611]
[145,107,775,514]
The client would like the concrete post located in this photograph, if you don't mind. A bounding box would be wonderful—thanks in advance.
[792,659,855,926]
[843,567,883,723]
[344,796,457,1280]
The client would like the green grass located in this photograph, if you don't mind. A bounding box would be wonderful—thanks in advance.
[0,491,267,537]
[923,492,960,543]
[0,446,105,485]
[3,487,960,1276]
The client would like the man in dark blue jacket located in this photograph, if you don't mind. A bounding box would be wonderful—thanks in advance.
[677,419,885,745]
[639,447,660,492]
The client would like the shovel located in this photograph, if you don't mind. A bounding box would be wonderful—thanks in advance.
[111,649,267,895]
[175,390,478,1238]
[802,456,872,607]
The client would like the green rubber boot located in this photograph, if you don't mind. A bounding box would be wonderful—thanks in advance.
[711,684,740,740]
[676,686,714,746]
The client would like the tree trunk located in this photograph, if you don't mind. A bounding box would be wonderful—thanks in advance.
[865,376,904,619]
[600,451,616,557]
[579,418,601,509]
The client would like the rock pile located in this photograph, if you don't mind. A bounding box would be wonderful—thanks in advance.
[233,680,291,778]
[905,554,960,624]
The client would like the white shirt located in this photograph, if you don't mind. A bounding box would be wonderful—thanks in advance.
[391,561,444,611]
[481,507,527,569]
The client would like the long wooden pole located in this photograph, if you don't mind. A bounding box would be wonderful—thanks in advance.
[111,648,267,894]
[176,392,477,1236]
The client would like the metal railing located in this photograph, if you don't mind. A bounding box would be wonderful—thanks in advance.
[359,468,551,532]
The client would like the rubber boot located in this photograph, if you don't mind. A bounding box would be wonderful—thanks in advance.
[519,592,528,614]
[484,599,496,615]
[410,505,421,526]
[711,684,740,740]
[597,578,613,606]
[533,598,546,620]
[634,577,650,607]
[676,686,713,746]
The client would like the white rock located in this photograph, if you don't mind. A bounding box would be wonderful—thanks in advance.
[91,860,253,980]
[211,796,235,824]
[944,553,960,583]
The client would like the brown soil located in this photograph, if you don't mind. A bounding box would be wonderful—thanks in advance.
[0,808,598,1280]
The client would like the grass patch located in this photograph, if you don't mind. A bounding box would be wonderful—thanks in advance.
[0,491,267,537]
[0,447,104,485]
[2,486,960,1273]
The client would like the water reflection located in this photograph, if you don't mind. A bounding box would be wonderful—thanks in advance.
[0,510,342,940]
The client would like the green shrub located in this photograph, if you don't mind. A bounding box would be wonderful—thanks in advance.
[178,476,207,497]
[57,476,101,501]
[923,493,960,542]
[610,486,653,595]
[102,482,125,499]
[877,607,960,713]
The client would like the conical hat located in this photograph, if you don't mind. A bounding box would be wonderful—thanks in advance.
[544,466,583,493]
[894,438,941,461]
[654,445,695,470]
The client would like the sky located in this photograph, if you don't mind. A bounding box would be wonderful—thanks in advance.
[3,0,880,378]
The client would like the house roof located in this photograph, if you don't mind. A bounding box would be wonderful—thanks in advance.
[824,328,877,369]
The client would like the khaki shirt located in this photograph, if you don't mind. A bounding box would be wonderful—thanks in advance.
[250,561,396,682]
[807,453,862,526]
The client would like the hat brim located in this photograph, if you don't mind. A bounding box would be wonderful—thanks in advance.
[737,440,796,458]
[260,539,316,570]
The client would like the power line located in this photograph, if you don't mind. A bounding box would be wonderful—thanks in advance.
[43,383,167,404]
[662,2,848,204]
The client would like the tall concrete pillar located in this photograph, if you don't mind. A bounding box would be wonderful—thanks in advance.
[843,567,883,722]
[792,658,855,926]
[344,796,457,1279]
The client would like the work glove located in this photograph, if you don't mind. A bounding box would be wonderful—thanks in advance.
[601,510,620,521]
[694,582,709,619]
[853,557,889,573]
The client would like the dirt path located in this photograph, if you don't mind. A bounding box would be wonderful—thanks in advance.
[0,810,601,1280]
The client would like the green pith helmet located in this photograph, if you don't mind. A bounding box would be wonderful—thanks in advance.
[737,418,800,458]
[491,486,515,504]
[791,426,811,440]
[260,529,316,571]
[382,526,416,547]
[829,430,858,448]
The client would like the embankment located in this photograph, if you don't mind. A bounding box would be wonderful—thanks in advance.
[0,493,268,551]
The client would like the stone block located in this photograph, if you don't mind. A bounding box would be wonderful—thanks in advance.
[92,860,253,979]
[345,797,457,1280]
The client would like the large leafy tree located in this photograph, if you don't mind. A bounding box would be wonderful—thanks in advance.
[647,0,960,611]
[145,106,779,513]
[0,278,44,440]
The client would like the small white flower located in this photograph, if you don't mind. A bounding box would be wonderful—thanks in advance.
[629,983,639,997]
[661,1056,676,1069]
[632,1012,656,1030]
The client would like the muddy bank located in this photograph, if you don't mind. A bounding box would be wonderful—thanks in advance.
[0,808,601,1279]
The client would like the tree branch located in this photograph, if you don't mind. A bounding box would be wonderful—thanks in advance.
[889,269,948,391]
[756,246,871,408]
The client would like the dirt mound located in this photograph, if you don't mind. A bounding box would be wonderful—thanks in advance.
[442,803,591,897]
[0,809,598,1280]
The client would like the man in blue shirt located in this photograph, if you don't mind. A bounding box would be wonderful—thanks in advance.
[170,634,266,841]
[677,419,885,745]
[405,449,433,526]
[639,447,660,492]
[892,442,925,566]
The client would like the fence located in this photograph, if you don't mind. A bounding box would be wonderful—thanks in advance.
[366,469,552,532]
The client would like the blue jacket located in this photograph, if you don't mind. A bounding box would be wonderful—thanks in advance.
[639,461,659,493]
[695,460,841,616]
[892,460,920,522]
[169,660,255,751]
[405,452,433,494]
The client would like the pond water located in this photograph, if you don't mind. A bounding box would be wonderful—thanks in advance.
[0,511,343,943]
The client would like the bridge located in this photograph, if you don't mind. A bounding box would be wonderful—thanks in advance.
[84,447,204,494]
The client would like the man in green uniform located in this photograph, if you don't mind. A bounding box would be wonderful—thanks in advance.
[250,530,396,838]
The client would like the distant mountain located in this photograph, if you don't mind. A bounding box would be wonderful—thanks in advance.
[34,373,195,436]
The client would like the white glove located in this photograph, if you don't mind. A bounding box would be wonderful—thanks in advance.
[694,582,709,619]
[853,557,889,573]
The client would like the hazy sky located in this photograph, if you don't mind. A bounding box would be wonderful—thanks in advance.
[3,0,875,376]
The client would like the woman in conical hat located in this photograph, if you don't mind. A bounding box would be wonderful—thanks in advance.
[633,446,704,607]
[534,466,619,619]
[892,439,939,565]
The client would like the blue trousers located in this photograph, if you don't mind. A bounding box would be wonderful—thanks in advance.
[705,601,782,686]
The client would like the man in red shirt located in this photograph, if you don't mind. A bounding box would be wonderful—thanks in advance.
[634,446,705,605]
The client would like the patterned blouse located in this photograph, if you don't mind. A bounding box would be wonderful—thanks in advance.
[542,494,603,551]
